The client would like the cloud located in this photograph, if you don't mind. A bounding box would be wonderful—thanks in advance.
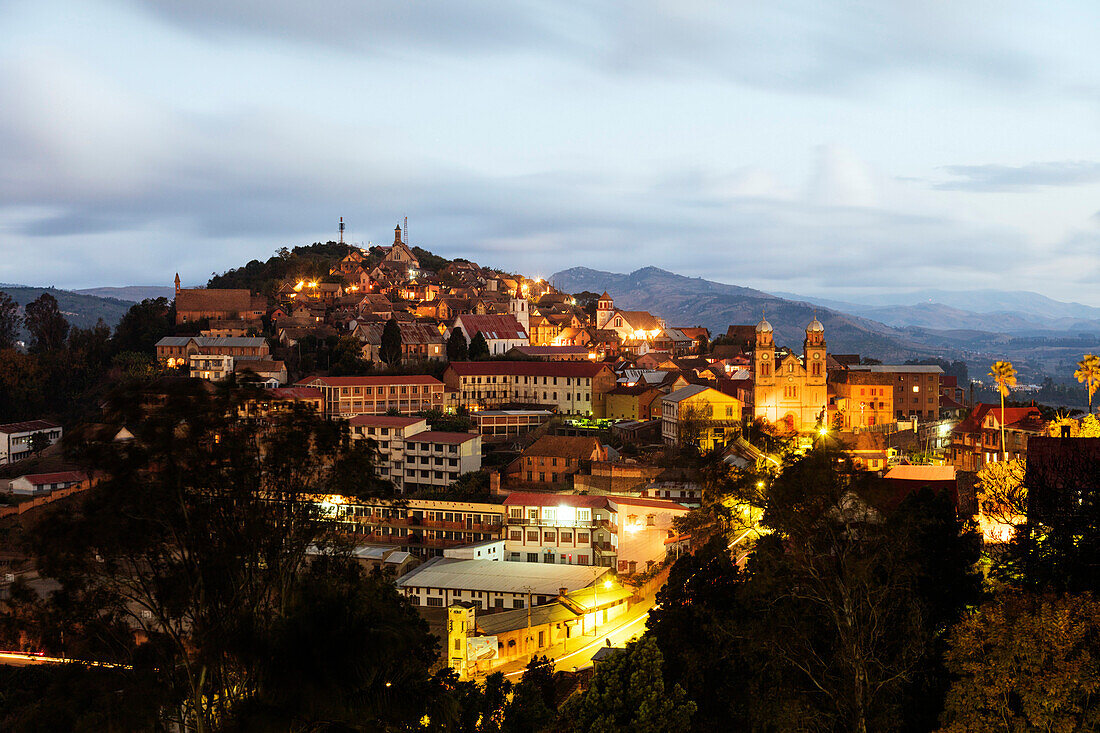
[935,161,1100,191]
[124,0,1036,91]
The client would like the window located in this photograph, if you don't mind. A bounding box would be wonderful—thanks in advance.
[509,507,523,519]
[509,531,522,541]
[526,553,538,563]
[560,531,572,543]
[527,531,538,541]
[426,597,443,607]
[544,531,556,543]
[578,532,589,543]
[646,514,656,526]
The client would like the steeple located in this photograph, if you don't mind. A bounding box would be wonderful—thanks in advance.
[174,272,181,295]
[394,224,403,246]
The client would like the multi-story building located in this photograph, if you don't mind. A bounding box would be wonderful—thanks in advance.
[752,316,828,433]
[173,275,266,326]
[0,420,63,465]
[349,415,483,494]
[502,492,688,573]
[846,364,943,421]
[948,403,1046,472]
[443,361,616,416]
[357,321,445,363]
[295,375,445,418]
[660,385,743,451]
[189,354,233,381]
[328,497,505,558]
[156,336,271,366]
[450,313,530,356]
[474,410,554,440]
[516,435,607,486]
[605,384,665,421]
[829,369,895,429]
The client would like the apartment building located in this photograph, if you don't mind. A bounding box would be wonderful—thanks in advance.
[829,369,895,429]
[295,374,445,417]
[328,497,505,558]
[442,361,616,417]
[846,364,943,421]
[349,415,482,493]
[502,492,688,573]
[0,420,62,465]
[156,336,270,365]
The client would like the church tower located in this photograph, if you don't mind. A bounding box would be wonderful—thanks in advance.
[804,314,826,383]
[174,272,181,297]
[596,292,614,329]
[753,313,775,386]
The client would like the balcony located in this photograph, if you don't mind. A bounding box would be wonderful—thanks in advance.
[507,517,600,529]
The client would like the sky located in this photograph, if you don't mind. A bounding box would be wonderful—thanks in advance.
[2,0,1100,303]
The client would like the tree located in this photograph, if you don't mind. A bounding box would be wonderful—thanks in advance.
[447,326,469,362]
[938,592,1100,732]
[989,360,1018,460]
[381,317,402,365]
[0,290,19,349]
[26,381,396,731]
[113,297,173,355]
[503,656,556,733]
[23,293,68,352]
[557,636,695,732]
[28,431,51,455]
[469,332,490,360]
[1076,353,1100,414]
[976,458,1027,528]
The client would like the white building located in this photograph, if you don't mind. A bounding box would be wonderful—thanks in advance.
[444,539,506,561]
[397,556,613,610]
[349,415,483,494]
[501,492,689,574]
[450,313,529,356]
[0,420,62,465]
[9,471,86,496]
[190,354,233,381]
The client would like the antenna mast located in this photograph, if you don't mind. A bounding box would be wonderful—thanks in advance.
[339,216,345,245]
[404,215,408,245]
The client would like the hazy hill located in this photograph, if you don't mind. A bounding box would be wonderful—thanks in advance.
[75,286,176,303]
[550,266,943,362]
[0,285,134,332]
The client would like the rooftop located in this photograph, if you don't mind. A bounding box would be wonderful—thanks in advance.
[446,361,610,378]
[0,419,61,435]
[397,557,610,596]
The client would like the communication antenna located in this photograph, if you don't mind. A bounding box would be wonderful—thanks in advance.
[339,216,345,245]
[404,215,408,244]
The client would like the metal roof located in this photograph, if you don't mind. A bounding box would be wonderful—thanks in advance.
[397,557,610,596]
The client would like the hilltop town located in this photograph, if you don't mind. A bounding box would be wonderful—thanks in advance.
[2,221,1099,730]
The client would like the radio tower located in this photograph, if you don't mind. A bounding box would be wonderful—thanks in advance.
[339,217,345,245]
[404,215,408,244]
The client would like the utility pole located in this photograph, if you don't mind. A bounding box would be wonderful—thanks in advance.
[522,584,534,657]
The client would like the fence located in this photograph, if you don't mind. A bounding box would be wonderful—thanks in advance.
[0,482,90,519]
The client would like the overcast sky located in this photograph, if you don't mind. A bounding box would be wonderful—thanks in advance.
[2,1,1100,302]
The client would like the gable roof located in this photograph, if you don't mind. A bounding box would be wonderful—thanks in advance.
[522,435,602,459]
[15,471,86,485]
[663,384,717,403]
[453,313,528,341]
[0,419,61,434]
[503,492,610,509]
[446,361,611,378]
[296,375,443,387]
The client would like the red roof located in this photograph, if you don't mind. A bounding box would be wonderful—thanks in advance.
[454,314,528,340]
[0,420,61,434]
[446,361,611,378]
[268,387,323,400]
[408,431,479,444]
[608,495,690,512]
[296,375,443,387]
[503,492,609,508]
[16,471,86,485]
[348,415,425,428]
[955,404,1043,434]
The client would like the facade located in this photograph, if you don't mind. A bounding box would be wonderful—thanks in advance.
[234,359,288,385]
[174,276,265,326]
[605,384,665,421]
[518,435,608,486]
[847,364,943,421]
[189,354,233,381]
[9,471,86,496]
[501,492,688,572]
[752,316,828,433]
[443,361,616,416]
[295,375,445,418]
[156,336,271,365]
[357,321,445,363]
[0,420,63,465]
[240,386,324,418]
[349,415,482,494]
[450,314,530,356]
[383,225,420,268]
[830,369,895,429]
[328,497,505,558]
[474,410,554,439]
[594,293,665,342]
[948,404,1046,472]
[660,385,744,451]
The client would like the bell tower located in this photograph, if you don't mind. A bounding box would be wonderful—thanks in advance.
[596,291,614,329]
[754,311,775,386]
[804,313,826,382]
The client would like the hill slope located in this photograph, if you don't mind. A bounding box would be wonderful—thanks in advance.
[75,286,176,303]
[0,285,134,332]
[551,267,943,361]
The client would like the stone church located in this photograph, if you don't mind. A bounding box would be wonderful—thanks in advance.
[752,314,829,433]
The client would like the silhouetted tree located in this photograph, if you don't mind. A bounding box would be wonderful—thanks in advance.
[0,290,19,349]
[23,293,68,352]
[469,332,490,361]
[381,317,403,365]
[113,297,173,355]
[447,326,469,362]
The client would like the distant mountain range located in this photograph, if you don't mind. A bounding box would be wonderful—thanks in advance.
[75,286,176,302]
[0,285,135,333]
[550,266,1100,382]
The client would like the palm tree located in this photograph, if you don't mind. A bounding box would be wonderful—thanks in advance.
[1075,353,1100,414]
[989,361,1018,461]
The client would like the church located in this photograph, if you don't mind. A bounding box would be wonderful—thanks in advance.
[752,314,829,433]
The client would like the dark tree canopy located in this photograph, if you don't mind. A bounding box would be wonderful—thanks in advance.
[23,293,69,352]
[381,317,403,365]
[113,297,173,355]
[468,331,490,360]
[447,326,469,362]
[0,289,20,349]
